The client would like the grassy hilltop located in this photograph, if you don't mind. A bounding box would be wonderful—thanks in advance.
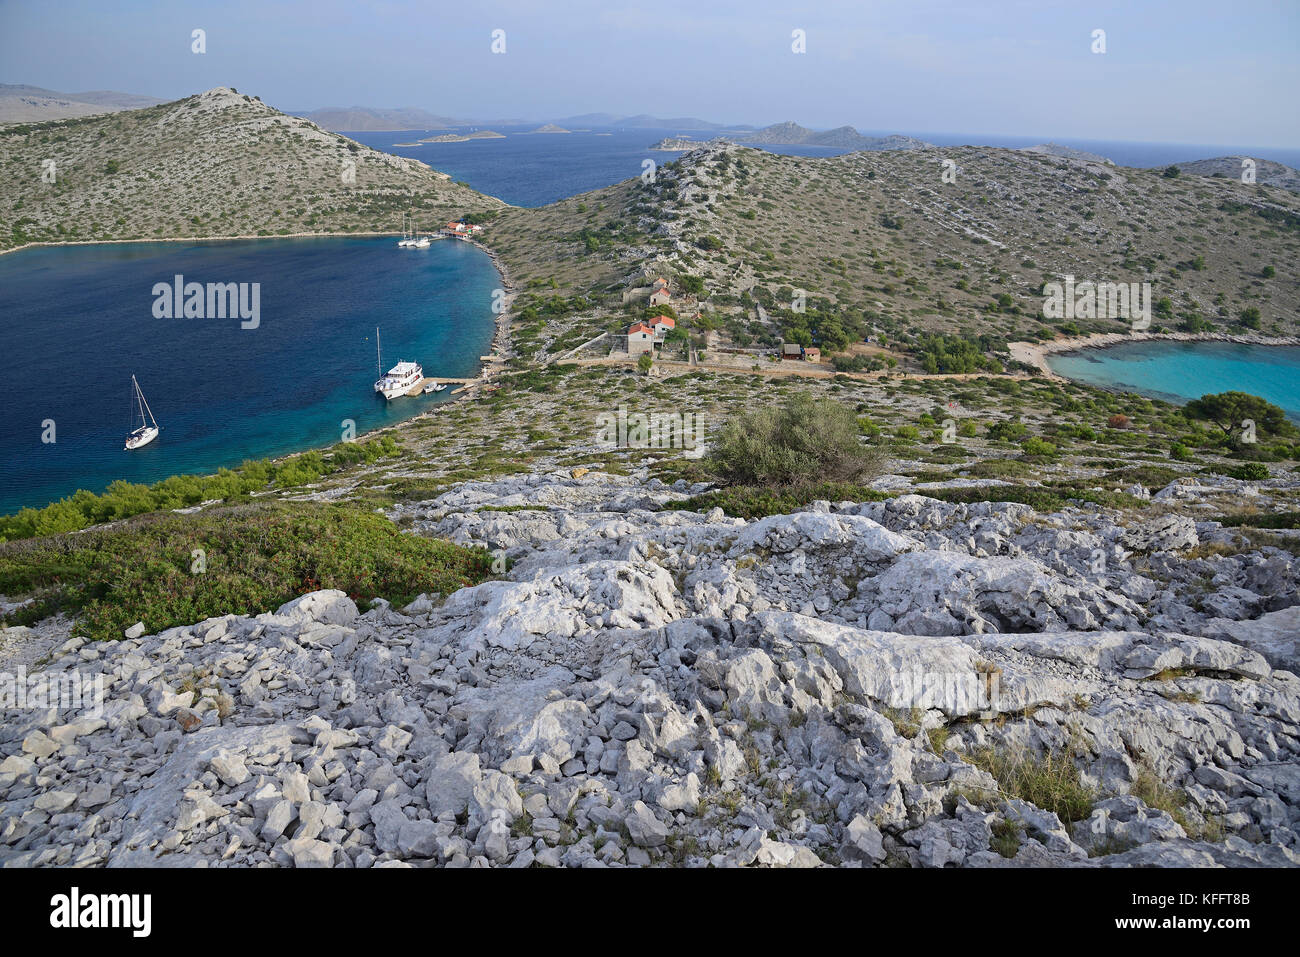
[492,142,1300,359]
[0,87,502,249]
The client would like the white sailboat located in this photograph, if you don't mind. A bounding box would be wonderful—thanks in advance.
[398,211,431,248]
[124,374,160,450]
[373,327,423,400]
[397,212,417,247]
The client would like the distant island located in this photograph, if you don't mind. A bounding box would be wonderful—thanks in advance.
[650,123,929,152]
[1021,142,1115,165]
[650,136,720,150]
[525,123,571,134]
[737,121,930,150]
[418,130,506,143]
[0,83,163,123]
[297,105,460,131]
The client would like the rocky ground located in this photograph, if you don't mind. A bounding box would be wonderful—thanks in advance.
[2,468,1297,868]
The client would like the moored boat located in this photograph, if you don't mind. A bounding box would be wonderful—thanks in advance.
[125,374,160,450]
[372,328,423,399]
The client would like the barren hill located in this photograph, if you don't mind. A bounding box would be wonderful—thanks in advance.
[0,88,503,251]
[491,141,1300,348]
[1171,156,1300,194]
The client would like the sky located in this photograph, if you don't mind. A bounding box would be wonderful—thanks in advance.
[2,0,1297,147]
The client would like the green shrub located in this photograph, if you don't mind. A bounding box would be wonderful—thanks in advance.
[1020,437,1057,457]
[0,503,494,641]
[707,394,882,488]
[987,420,1028,441]
[1216,462,1269,481]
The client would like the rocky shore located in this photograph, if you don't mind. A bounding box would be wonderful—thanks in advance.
[3,468,1297,868]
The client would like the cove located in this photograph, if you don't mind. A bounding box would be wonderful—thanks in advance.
[0,236,501,513]
[1045,339,1300,423]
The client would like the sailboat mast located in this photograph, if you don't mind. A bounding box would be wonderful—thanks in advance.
[139,382,157,429]
[132,375,158,428]
[376,327,382,375]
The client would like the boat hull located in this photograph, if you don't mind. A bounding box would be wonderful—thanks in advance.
[374,365,423,400]
[125,425,159,450]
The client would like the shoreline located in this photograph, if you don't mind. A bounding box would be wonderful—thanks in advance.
[2,232,517,517]
[0,231,412,258]
[1008,331,1300,380]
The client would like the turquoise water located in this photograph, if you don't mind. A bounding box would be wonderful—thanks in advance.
[1046,340,1300,422]
[0,237,501,513]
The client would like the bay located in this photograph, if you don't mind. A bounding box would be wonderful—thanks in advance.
[0,236,500,513]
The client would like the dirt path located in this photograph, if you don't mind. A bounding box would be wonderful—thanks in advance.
[557,355,1034,384]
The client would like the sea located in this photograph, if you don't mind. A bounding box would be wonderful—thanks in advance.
[1046,341,1300,423]
[343,125,1300,208]
[0,237,500,513]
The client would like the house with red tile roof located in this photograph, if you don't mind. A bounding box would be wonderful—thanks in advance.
[650,315,676,338]
[626,321,655,356]
[442,221,483,239]
[649,287,672,307]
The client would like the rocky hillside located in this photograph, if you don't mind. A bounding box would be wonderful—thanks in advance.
[1172,156,1300,194]
[0,88,503,251]
[2,465,1297,868]
[492,141,1300,342]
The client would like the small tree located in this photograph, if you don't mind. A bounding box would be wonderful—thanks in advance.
[637,352,653,375]
[1184,392,1295,443]
[709,394,881,487]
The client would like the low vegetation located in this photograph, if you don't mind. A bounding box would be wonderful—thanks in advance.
[968,745,1096,824]
[0,502,495,641]
[708,394,882,488]
[0,436,402,542]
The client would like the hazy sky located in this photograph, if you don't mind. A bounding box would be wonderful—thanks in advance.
[2,0,1297,147]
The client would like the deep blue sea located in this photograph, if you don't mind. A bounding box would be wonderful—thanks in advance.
[344,126,1300,208]
[1047,341,1300,423]
[345,127,886,207]
[0,237,499,513]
